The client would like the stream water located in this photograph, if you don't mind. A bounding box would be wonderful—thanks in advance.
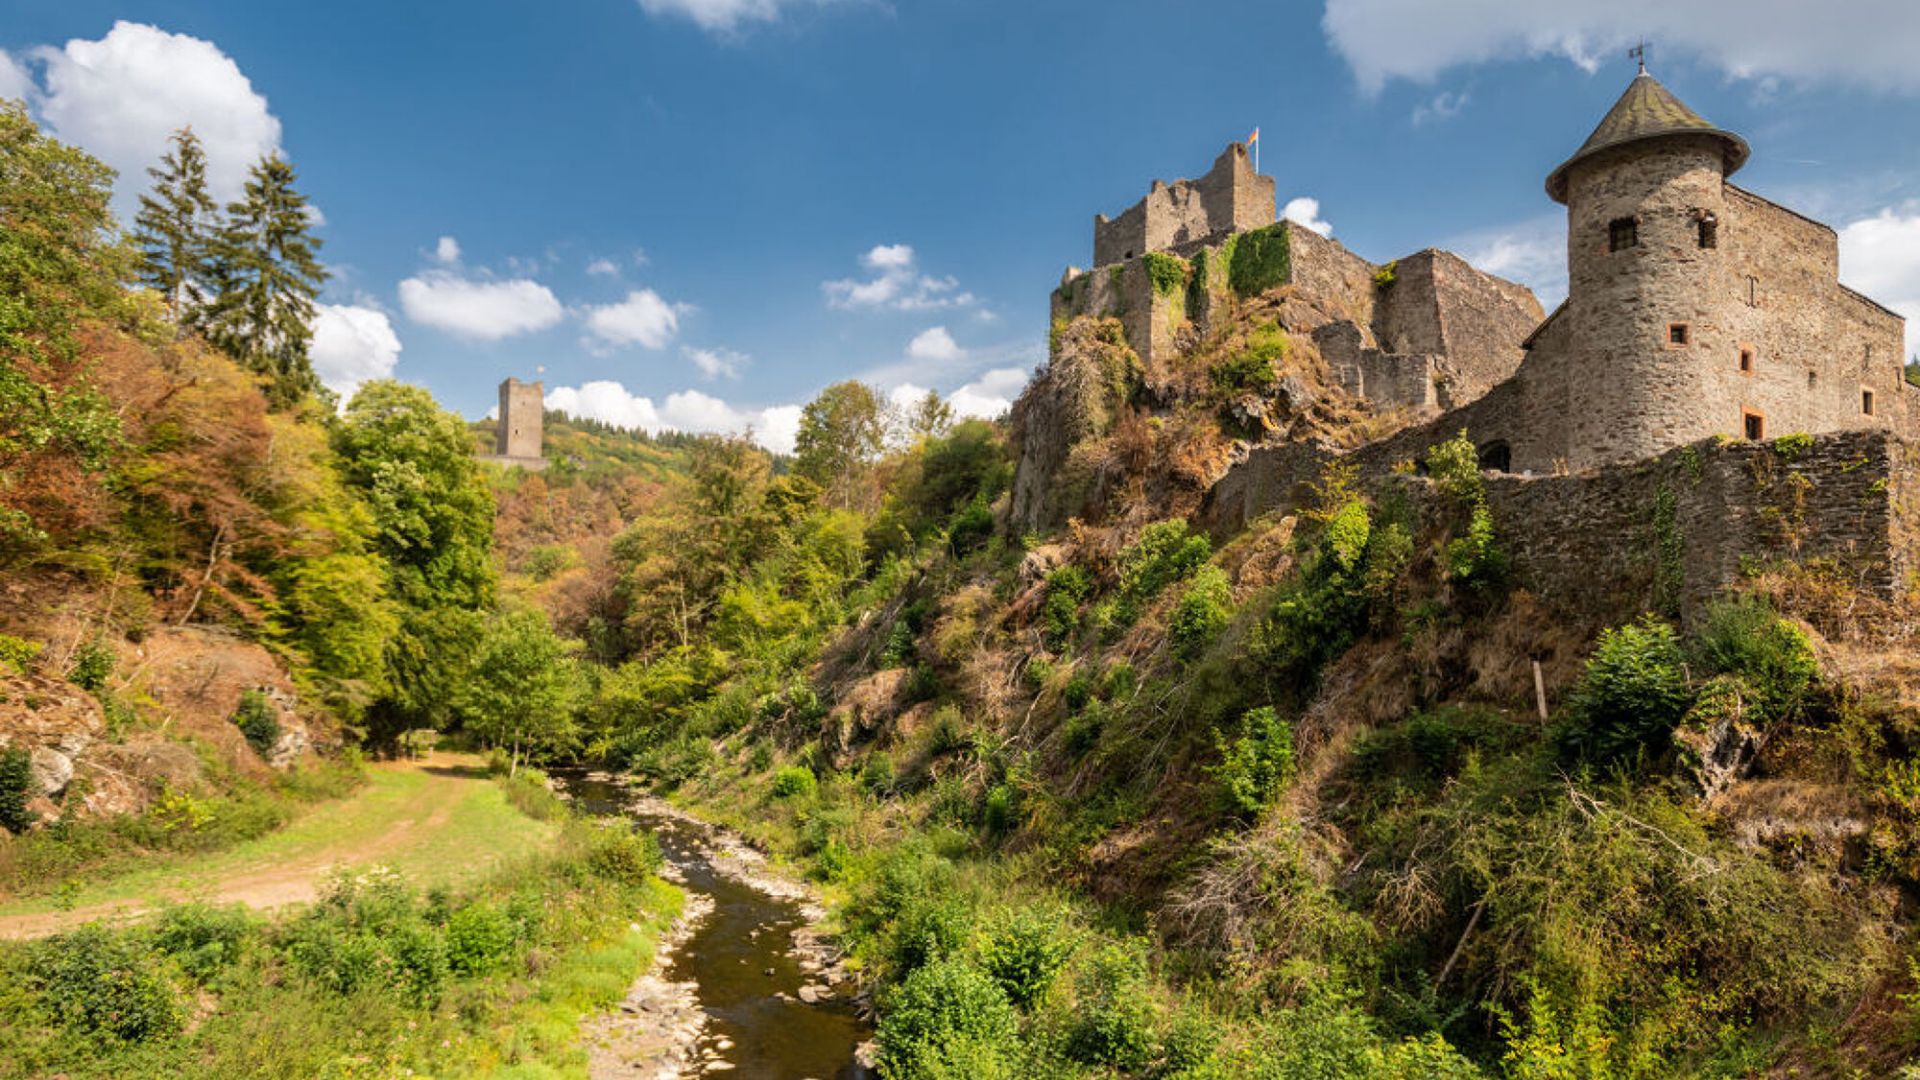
[559,773,875,1079]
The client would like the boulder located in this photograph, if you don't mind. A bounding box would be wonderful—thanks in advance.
[28,746,73,798]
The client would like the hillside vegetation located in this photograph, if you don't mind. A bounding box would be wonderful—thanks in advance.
[484,292,1920,1077]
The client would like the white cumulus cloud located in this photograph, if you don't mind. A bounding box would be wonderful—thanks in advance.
[684,345,748,380]
[1453,214,1569,308]
[543,380,802,453]
[824,244,979,312]
[311,303,402,403]
[433,236,461,265]
[906,326,965,363]
[399,271,564,341]
[582,289,687,351]
[29,21,283,205]
[1322,0,1920,95]
[1839,204,1920,362]
[886,366,1029,424]
[586,257,620,277]
[0,50,31,103]
[1283,197,1333,237]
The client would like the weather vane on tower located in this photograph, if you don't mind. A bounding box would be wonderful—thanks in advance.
[1630,40,1649,74]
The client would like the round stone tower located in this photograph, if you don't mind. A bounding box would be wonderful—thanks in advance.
[1546,69,1751,469]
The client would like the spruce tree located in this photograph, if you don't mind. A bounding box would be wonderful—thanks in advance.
[131,127,217,320]
[200,154,329,409]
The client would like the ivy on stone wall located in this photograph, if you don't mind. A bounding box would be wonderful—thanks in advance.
[1228,223,1291,297]
[1652,484,1685,619]
[1143,253,1189,297]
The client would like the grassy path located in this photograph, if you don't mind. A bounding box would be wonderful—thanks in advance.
[0,751,559,938]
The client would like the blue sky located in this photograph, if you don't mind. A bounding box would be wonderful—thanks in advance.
[5,0,1919,449]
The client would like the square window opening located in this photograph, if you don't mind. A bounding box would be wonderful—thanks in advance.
[1609,217,1639,252]
[1863,389,1876,416]
[1743,411,1765,441]
[1739,347,1755,373]
[1668,322,1691,347]
[1697,212,1718,249]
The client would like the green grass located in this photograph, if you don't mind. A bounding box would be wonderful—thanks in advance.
[0,756,559,923]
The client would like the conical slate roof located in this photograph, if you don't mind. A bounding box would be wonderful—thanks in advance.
[1545,72,1749,203]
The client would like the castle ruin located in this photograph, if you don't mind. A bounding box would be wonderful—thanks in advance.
[481,377,548,470]
[1027,69,1919,615]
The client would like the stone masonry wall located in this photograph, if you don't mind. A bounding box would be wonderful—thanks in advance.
[1204,428,1913,619]
[497,377,545,459]
[1093,144,1275,268]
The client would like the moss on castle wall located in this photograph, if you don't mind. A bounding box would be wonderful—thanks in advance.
[1228,222,1291,297]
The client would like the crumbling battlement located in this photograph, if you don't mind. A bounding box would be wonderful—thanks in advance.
[1092,143,1275,268]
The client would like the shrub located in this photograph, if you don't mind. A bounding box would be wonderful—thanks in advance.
[230,688,281,757]
[1043,565,1094,648]
[65,639,113,691]
[1558,615,1694,763]
[877,957,1019,1079]
[0,746,37,833]
[152,902,256,982]
[33,925,181,1041]
[1118,520,1213,603]
[772,764,818,799]
[1065,941,1159,1070]
[446,901,518,976]
[1170,565,1233,660]
[862,752,898,797]
[1144,252,1189,296]
[588,825,665,884]
[981,907,1074,1010]
[982,783,1018,834]
[1444,503,1508,589]
[1424,430,1484,506]
[891,895,972,976]
[0,632,42,673]
[1692,596,1818,723]
[1227,222,1291,297]
[1213,706,1296,815]
[521,543,573,582]
[1210,323,1288,397]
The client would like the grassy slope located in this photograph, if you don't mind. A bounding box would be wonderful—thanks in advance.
[0,753,559,930]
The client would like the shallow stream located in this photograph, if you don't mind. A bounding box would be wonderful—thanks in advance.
[560,773,874,1079]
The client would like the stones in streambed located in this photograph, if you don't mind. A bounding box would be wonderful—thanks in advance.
[583,892,715,1080]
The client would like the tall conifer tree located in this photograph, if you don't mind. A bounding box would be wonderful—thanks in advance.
[131,127,216,320]
[200,154,328,409]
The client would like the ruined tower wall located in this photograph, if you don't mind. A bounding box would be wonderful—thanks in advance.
[1092,144,1275,268]
[496,378,545,460]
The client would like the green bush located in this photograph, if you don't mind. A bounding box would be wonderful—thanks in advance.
[152,902,256,982]
[862,752,898,797]
[1423,430,1484,506]
[520,543,574,582]
[1170,565,1233,660]
[230,688,281,757]
[891,895,972,976]
[588,825,665,884]
[1144,252,1189,297]
[1444,503,1508,589]
[877,957,1019,1079]
[1064,941,1159,1070]
[33,925,181,1041]
[981,907,1074,1010]
[1558,615,1694,763]
[1118,520,1213,605]
[1228,223,1291,297]
[0,632,42,673]
[65,639,113,691]
[772,764,818,799]
[0,746,36,833]
[982,783,1018,834]
[1691,596,1818,723]
[445,901,517,976]
[1213,706,1296,815]
[1210,323,1288,398]
[1043,565,1094,648]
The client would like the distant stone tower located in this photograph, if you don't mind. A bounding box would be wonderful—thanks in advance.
[1547,70,1751,467]
[495,377,545,461]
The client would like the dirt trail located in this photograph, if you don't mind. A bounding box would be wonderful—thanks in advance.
[0,752,486,939]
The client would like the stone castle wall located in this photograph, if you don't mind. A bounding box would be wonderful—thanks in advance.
[1206,428,1915,618]
[1093,144,1276,268]
[496,378,545,459]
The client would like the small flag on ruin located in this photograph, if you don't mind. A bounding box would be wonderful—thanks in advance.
[1247,127,1259,144]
